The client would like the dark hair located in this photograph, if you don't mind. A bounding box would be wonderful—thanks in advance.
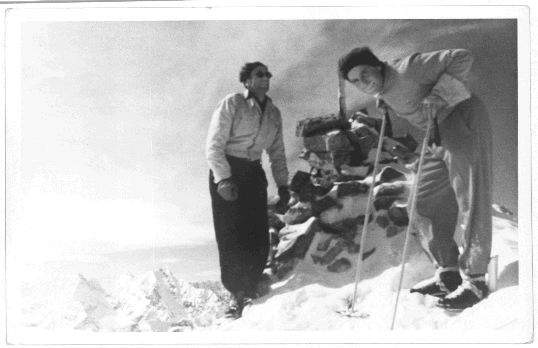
[239,61,268,83]
[338,47,384,80]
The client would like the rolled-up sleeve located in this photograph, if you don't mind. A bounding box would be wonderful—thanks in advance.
[206,95,234,183]
[266,111,289,187]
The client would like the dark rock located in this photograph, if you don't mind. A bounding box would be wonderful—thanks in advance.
[356,214,374,225]
[344,241,361,254]
[362,247,376,260]
[313,184,334,197]
[386,143,417,164]
[290,171,311,191]
[342,229,356,243]
[375,167,405,185]
[342,217,360,230]
[345,136,370,159]
[327,258,352,273]
[319,216,363,237]
[336,181,369,198]
[318,222,346,235]
[358,136,378,158]
[317,235,334,252]
[310,166,340,189]
[388,204,409,226]
[376,214,390,228]
[347,147,368,166]
[379,158,398,165]
[386,225,404,238]
[311,196,341,215]
[303,130,352,153]
[393,133,418,152]
[283,203,313,225]
[289,171,316,202]
[296,114,350,137]
[318,240,346,265]
[275,217,320,261]
[331,151,353,170]
[346,125,379,159]
[311,254,323,264]
[373,195,400,211]
[337,173,367,182]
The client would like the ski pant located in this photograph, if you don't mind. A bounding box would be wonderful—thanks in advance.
[209,155,269,295]
[416,95,493,276]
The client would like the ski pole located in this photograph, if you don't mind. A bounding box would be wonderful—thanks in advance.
[390,109,434,330]
[349,102,388,313]
[338,71,347,123]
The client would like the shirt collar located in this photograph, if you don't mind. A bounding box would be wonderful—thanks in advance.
[243,89,272,111]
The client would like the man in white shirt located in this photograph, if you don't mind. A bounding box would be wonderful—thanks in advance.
[206,62,290,318]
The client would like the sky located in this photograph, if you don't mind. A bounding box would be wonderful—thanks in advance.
[9,18,518,259]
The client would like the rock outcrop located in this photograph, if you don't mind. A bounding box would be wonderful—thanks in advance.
[266,112,417,281]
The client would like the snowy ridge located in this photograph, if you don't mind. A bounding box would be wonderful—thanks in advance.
[68,214,519,333]
[73,269,229,332]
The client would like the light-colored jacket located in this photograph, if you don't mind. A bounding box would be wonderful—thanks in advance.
[378,49,474,129]
[206,90,289,186]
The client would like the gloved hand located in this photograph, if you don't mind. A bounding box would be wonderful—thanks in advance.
[217,178,238,201]
[275,186,290,214]
[408,94,447,131]
[354,113,382,130]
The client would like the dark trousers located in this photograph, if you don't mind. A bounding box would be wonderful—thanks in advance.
[209,155,269,295]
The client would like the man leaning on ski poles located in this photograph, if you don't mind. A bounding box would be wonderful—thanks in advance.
[338,47,493,310]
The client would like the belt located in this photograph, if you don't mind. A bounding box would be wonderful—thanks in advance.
[226,155,261,166]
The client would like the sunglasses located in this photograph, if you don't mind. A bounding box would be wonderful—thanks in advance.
[254,71,273,78]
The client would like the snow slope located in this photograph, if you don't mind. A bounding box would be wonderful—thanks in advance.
[219,215,520,332]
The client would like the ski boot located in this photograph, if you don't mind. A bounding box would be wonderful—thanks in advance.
[437,275,489,311]
[224,291,246,319]
[410,267,462,297]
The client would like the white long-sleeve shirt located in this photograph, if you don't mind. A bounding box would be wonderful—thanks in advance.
[206,90,289,186]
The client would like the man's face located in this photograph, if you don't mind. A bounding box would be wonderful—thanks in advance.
[347,65,383,95]
[246,65,272,93]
